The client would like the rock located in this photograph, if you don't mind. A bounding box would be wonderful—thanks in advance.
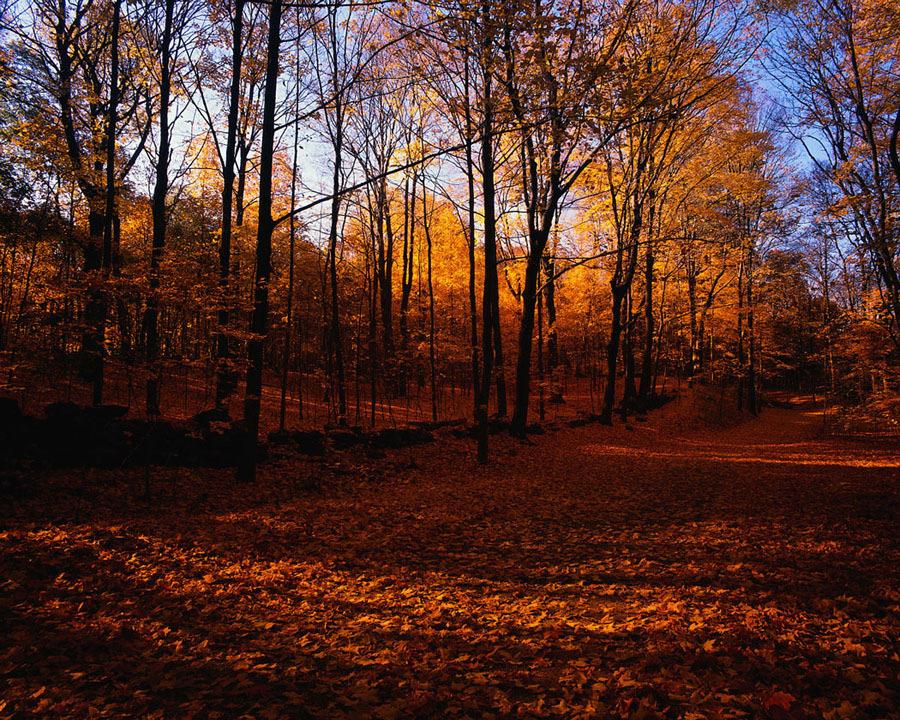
[411,418,466,431]
[0,398,33,467]
[42,402,94,466]
[267,429,325,456]
[192,407,230,429]
[567,414,602,428]
[329,428,364,450]
[292,430,326,456]
[369,427,434,449]
[85,404,129,423]
[44,401,81,421]
[137,421,192,466]
[0,397,23,426]
[461,418,509,438]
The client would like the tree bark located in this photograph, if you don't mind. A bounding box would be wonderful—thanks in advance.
[638,198,655,401]
[600,286,626,424]
[510,243,545,435]
[237,0,282,482]
[422,175,437,422]
[145,0,175,418]
[462,53,480,419]
[477,19,497,462]
[325,31,348,424]
[215,0,245,409]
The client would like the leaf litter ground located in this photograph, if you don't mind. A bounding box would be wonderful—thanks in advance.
[1,397,898,719]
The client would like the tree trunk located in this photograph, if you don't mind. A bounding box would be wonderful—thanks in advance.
[600,286,626,424]
[463,54,480,419]
[235,140,250,228]
[638,200,655,401]
[746,245,758,415]
[737,257,745,412]
[84,205,105,407]
[215,0,244,409]
[145,0,174,418]
[326,82,348,424]
[399,173,415,356]
[492,290,507,417]
[279,37,301,432]
[477,41,497,463]
[542,254,558,372]
[237,0,282,482]
[379,181,395,368]
[510,242,544,436]
[622,286,637,409]
[102,0,120,276]
[422,175,437,422]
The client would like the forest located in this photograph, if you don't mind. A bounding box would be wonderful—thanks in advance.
[0,0,898,717]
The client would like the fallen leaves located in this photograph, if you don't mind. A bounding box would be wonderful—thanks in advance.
[1,406,898,718]
[761,690,795,713]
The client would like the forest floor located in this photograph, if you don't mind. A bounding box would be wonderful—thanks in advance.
[1,394,898,719]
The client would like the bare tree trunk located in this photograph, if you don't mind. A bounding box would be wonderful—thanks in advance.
[477,26,497,462]
[462,53,480,419]
[510,244,544,436]
[145,0,175,418]
[85,205,106,407]
[538,276,545,421]
[399,174,415,356]
[215,0,245,409]
[542,253,558,373]
[369,228,379,427]
[237,0,282,482]
[492,289,507,417]
[93,0,121,406]
[379,180,395,370]
[600,286,626,424]
[102,0,119,276]
[890,107,900,187]
[422,175,437,422]
[622,286,637,409]
[746,244,758,415]
[325,19,348,424]
[737,256,745,412]
[279,35,301,432]
[638,197,655,402]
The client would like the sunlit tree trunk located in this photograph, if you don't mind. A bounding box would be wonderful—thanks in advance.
[638,195,655,402]
[623,286,637,409]
[737,256,745,412]
[746,244,758,415]
[422,175,438,422]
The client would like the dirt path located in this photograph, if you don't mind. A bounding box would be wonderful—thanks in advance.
[1,400,898,719]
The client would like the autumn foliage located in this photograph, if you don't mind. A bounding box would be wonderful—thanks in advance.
[0,0,898,716]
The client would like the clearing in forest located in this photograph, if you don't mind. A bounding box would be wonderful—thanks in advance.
[1,398,898,719]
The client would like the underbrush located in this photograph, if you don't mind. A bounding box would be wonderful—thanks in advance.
[824,391,900,440]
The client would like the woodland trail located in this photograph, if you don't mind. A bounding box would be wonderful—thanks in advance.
[1,398,898,719]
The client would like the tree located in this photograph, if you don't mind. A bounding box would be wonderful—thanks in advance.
[770,0,900,345]
[7,0,152,404]
[237,0,283,483]
[500,0,634,436]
